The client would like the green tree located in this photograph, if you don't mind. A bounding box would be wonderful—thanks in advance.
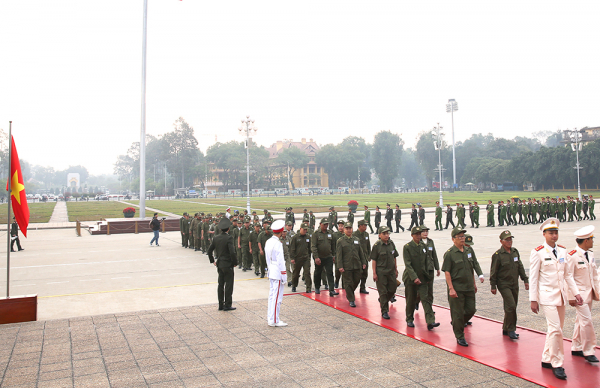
[372,130,403,192]
[163,117,200,188]
[276,147,309,189]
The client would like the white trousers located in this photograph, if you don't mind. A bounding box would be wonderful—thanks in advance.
[572,301,597,355]
[541,304,566,368]
[267,279,284,325]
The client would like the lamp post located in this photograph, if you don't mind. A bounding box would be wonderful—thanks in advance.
[566,129,583,200]
[446,99,458,189]
[138,0,148,218]
[433,123,445,207]
[238,116,257,214]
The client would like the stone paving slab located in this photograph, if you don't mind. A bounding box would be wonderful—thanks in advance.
[0,295,543,388]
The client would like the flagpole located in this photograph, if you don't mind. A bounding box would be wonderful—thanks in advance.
[6,121,12,299]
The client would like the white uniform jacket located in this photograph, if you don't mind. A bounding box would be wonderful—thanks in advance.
[565,247,599,304]
[265,235,286,281]
[529,243,577,306]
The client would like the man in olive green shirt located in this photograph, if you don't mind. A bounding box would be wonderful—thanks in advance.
[472,202,480,228]
[284,221,295,286]
[420,226,440,310]
[435,202,443,231]
[353,220,372,293]
[309,210,316,229]
[332,220,345,289]
[442,227,485,346]
[249,223,263,277]
[290,223,312,293]
[239,218,253,272]
[311,218,339,297]
[180,213,190,248]
[336,222,367,307]
[257,225,272,276]
[487,200,495,227]
[363,205,374,234]
[490,230,529,339]
[371,226,399,319]
[403,226,439,330]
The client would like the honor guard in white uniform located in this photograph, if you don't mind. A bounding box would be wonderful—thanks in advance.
[529,218,581,380]
[565,225,599,363]
[266,220,288,327]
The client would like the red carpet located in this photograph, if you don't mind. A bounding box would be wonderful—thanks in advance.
[302,287,599,388]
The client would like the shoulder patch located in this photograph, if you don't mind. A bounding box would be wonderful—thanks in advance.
[557,244,566,249]
[535,245,544,251]
[569,249,577,256]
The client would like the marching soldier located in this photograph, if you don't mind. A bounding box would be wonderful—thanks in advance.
[486,200,495,227]
[435,201,443,231]
[239,218,253,272]
[374,206,382,232]
[347,208,354,227]
[589,195,596,220]
[408,204,418,230]
[394,204,404,232]
[418,204,425,226]
[207,217,237,311]
[403,226,439,330]
[468,202,474,227]
[328,206,338,226]
[353,219,372,294]
[302,208,310,224]
[309,210,316,230]
[529,218,581,380]
[336,222,367,307]
[442,227,485,346]
[565,225,599,363]
[311,218,339,297]
[385,203,394,231]
[522,199,530,225]
[364,205,375,234]
[582,198,590,220]
[249,223,264,277]
[456,203,464,228]
[490,230,529,340]
[576,198,582,220]
[332,220,345,289]
[371,226,399,319]
[445,204,455,229]
[179,213,190,248]
[472,201,480,228]
[284,221,295,286]
[290,223,312,293]
[420,226,440,311]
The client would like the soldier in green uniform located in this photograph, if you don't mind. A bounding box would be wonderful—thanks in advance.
[238,218,253,272]
[500,201,509,227]
[332,220,345,289]
[435,201,443,231]
[511,199,518,225]
[257,224,272,276]
[457,203,465,228]
[468,202,474,227]
[202,215,211,253]
[472,201,480,228]
[590,195,596,220]
[207,218,238,311]
[284,221,295,286]
[285,207,294,226]
[490,230,529,340]
[522,199,530,225]
[290,223,312,293]
[364,205,375,234]
[567,197,574,222]
[336,222,367,307]
[309,210,316,230]
[347,208,354,227]
[486,200,495,227]
[10,217,23,252]
[249,223,263,277]
[199,215,209,252]
[418,204,425,226]
[311,218,339,297]
[576,198,582,220]
[419,226,440,311]
[252,211,259,223]
[302,208,310,224]
[280,226,291,286]
[328,206,338,226]
[371,226,399,319]
[442,227,485,346]
[189,213,198,250]
[403,226,440,330]
[353,220,372,294]
[179,213,190,247]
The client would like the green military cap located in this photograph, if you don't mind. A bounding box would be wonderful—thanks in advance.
[337,219,345,224]
[451,227,467,238]
[468,202,472,204]
[207,213,212,217]
[303,208,307,211]
[300,223,309,229]
[320,218,329,224]
[285,221,293,226]
[289,207,293,210]
[309,210,313,213]
[183,212,188,216]
[329,206,334,210]
[262,219,271,224]
[465,234,474,245]
[344,222,353,228]
[357,219,367,226]
[231,218,238,223]
[411,226,422,235]
[244,217,251,222]
[500,230,514,240]
[421,225,430,231]
[378,226,391,234]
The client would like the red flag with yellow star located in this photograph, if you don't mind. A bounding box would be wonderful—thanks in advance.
[6,136,29,237]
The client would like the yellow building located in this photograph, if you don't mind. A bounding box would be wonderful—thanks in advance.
[267,138,329,189]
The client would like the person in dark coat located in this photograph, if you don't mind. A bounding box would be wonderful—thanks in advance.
[10,217,23,252]
[207,218,238,311]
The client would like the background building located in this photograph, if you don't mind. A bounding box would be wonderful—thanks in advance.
[267,138,329,189]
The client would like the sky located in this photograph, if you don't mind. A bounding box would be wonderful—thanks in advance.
[1,1,599,175]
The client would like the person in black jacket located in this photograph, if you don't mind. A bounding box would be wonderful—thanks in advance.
[374,206,382,234]
[444,204,455,229]
[394,204,404,232]
[385,203,394,232]
[149,213,163,246]
[10,217,23,252]
[408,204,418,230]
[207,218,238,311]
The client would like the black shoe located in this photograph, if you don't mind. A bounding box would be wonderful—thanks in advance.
[315,289,320,294]
[10,250,15,252]
[18,248,24,251]
[585,355,599,363]
[260,274,265,278]
[465,321,472,327]
[407,322,415,328]
[223,306,236,311]
[457,338,468,347]
[349,301,356,307]
[427,322,440,331]
[508,331,519,339]
[330,291,339,296]
[288,282,292,287]
[242,268,247,272]
[415,302,419,310]
[541,362,552,369]
[238,265,242,269]
[218,305,224,311]
[552,367,566,380]
[382,312,390,319]
[571,350,584,357]
[360,289,369,294]
[390,296,396,303]
[292,287,297,292]
[195,248,199,251]
[334,283,339,288]
[255,272,259,276]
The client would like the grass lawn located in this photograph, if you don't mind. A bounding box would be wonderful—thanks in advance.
[127,190,594,216]
[0,202,57,223]
[66,201,167,222]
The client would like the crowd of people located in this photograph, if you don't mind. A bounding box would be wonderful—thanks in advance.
[178,203,598,381]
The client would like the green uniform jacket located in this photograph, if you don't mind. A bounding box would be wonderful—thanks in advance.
[328,211,337,226]
[190,218,198,237]
[202,221,210,239]
[258,231,271,252]
[370,239,398,273]
[364,210,371,223]
[239,226,252,246]
[180,217,189,234]
[472,205,479,218]
[332,230,343,254]
[487,204,494,214]
[441,245,483,292]
[230,227,239,251]
[207,234,237,268]
[336,235,366,271]
[290,232,311,261]
[11,222,18,236]
[302,213,310,223]
[352,230,372,261]
[196,220,204,238]
[347,212,354,225]
[249,229,259,251]
[402,240,430,283]
[423,238,440,271]
[280,236,290,261]
[490,246,528,290]
[435,206,442,218]
[309,214,316,229]
[311,229,335,258]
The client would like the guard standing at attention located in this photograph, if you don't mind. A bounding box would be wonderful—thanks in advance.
[472,201,480,228]
[385,203,394,232]
[490,230,529,340]
[266,220,288,327]
[529,218,581,380]
[249,223,264,277]
[565,225,599,363]
[418,204,425,226]
[207,218,238,311]
[180,213,190,248]
[347,208,354,227]
[371,226,399,319]
[336,222,367,307]
[364,205,374,234]
[394,204,404,233]
[353,219,372,294]
[239,218,253,272]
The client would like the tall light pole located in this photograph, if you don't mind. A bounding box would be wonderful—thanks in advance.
[446,99,458,189]
[566,128,583,200]
[238,116,257,214]
[139,0,148,219]
[433,123,445,207]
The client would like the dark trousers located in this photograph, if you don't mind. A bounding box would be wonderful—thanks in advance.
[366,222,374,234]
[445,217,455,229]
[314,256,334,291]
[11,237,22,251]
[395,219,404,232]
[217,267,234,308]
[292,258,312,290]
[448,290,476,340]
[242,246,252,269]
[498,287,519,331]
[405,280,435,324]
[189,233,195,248]
[386,219,393,231]
[419,217,424,226]
[376,270,397,313]
[342,269,361,302]
[181,232,188,247]
[408,219,418,230]
[360,262,369,290]
[435,217,442,230]
[375,221,380,233]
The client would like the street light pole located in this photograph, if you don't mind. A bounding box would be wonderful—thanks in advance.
[139,0,148,219]
[567,129,583,200]
[433,123,445,207]
[446,99,458,189]
[239,116,257,214]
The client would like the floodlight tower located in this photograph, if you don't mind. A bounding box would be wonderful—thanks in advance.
[238,116,257,214]
[433,123,445,207]
[446,99,458,188]
[566,128,583,200]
